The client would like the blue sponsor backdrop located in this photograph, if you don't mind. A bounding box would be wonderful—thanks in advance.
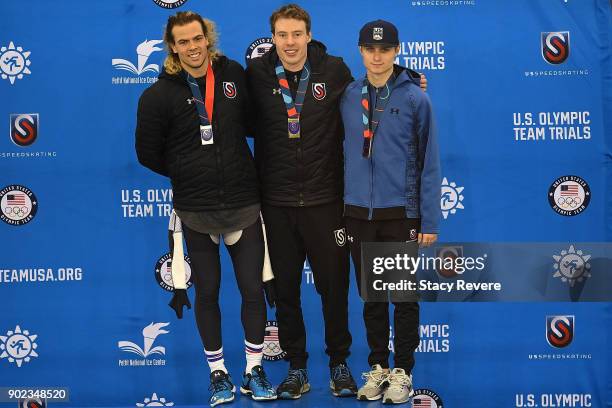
[1,0,611,407]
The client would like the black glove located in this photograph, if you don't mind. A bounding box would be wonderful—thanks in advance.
[168,289,191,319]
[264,279,277,308]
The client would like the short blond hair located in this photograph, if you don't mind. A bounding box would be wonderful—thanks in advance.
[163,11,221,75]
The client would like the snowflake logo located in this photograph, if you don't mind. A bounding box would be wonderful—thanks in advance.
[0,42,32,84]
[0,325,39,367]
[441,177,465,219]
[136,393,174,407]
[553,245,591,287]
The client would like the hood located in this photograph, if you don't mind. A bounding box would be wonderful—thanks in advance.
[392,64,422,87]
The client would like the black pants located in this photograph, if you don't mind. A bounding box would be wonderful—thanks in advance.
[263,201,351,368]
[345,217,420,373]
[182,218,266,351]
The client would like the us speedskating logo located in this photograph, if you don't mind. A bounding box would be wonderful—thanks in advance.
[334,227,346,246]
[10,113,38,146]
[0,185,38,226]
[546,315,574,348]
[440,177,464,219]
[0,325,39,368]
[245,38,274,65]
[542,32,569,65]
[552,245,591,287]
[223,82,237,98]
[312,82,326,100]
[263,321,286,361]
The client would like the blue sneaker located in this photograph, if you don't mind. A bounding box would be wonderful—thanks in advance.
[240,365,277,401]
[276,368,310,399]
[209,370,235,407]
[330,362,357,397]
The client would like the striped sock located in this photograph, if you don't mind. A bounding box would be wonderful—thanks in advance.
[205,347,227,374]
[245,340,264,374]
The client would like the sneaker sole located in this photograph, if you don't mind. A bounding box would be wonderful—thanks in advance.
[277,383,311,399]
[330,380,357,397]
[210,394,234,407]
[239,387,278,401]
[358,393,384,401]
[382,394,412,405]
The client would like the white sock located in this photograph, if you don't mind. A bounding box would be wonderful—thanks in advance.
[245,340,263,374]
[205,347,227,374]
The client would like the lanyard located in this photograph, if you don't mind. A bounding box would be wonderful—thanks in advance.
[361,74,396,158]
[275,61,311,138]
[186,62,215,126]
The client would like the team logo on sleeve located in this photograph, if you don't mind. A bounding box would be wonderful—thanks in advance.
[222,82,237,99]
[10,113,38,146]
[312,82,326,100]
[541,32,570,65]
[546,315,574,348]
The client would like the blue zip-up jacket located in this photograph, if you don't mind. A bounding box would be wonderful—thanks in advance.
[341,65,441,233]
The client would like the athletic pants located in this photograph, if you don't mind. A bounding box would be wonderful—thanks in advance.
[262,201,351,369]
[345,216,420,373]
[182,218,266,351]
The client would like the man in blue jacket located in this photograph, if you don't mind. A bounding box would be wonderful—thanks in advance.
[340,20,440,404]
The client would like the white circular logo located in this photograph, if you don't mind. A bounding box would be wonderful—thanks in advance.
[412,389,444,407]
[0,42,32,84]
[245,38,274,65]
[0,185,38,226]
[155,253,193,292]
[548,175,590,216]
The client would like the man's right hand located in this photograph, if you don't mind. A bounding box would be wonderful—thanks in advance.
[168,289,191,319]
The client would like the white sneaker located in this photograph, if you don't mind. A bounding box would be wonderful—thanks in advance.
[357,364,389,401]
[382,368,413,404]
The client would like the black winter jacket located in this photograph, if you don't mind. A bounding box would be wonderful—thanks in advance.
[246,41,352,207]
[135,56,259,211]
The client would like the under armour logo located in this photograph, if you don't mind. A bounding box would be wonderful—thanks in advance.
[272,88,281,95]
[347,235,354,243]
[390,108,400,115]
[186,97,195,104]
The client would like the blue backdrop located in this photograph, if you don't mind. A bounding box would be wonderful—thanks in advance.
[1,1,611,407]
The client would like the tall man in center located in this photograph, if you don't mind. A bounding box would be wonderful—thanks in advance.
[246,4,357,398]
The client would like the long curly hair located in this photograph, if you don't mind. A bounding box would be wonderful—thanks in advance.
[163,11,221,75]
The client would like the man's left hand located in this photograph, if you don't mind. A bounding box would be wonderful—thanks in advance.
[418,233,437,247]
[420,74,428,92]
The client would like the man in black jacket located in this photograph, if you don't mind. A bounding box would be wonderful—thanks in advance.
[247,4,428,400]
[246,4,357,399]
[136,11,276,407]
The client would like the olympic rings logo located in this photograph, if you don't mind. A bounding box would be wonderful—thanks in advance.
[3,206,29,217]
[556,196,582,208]
[263,342,281,354]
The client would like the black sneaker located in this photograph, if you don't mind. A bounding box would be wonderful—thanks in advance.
[329,362,358,397]
[276,368,310,399]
